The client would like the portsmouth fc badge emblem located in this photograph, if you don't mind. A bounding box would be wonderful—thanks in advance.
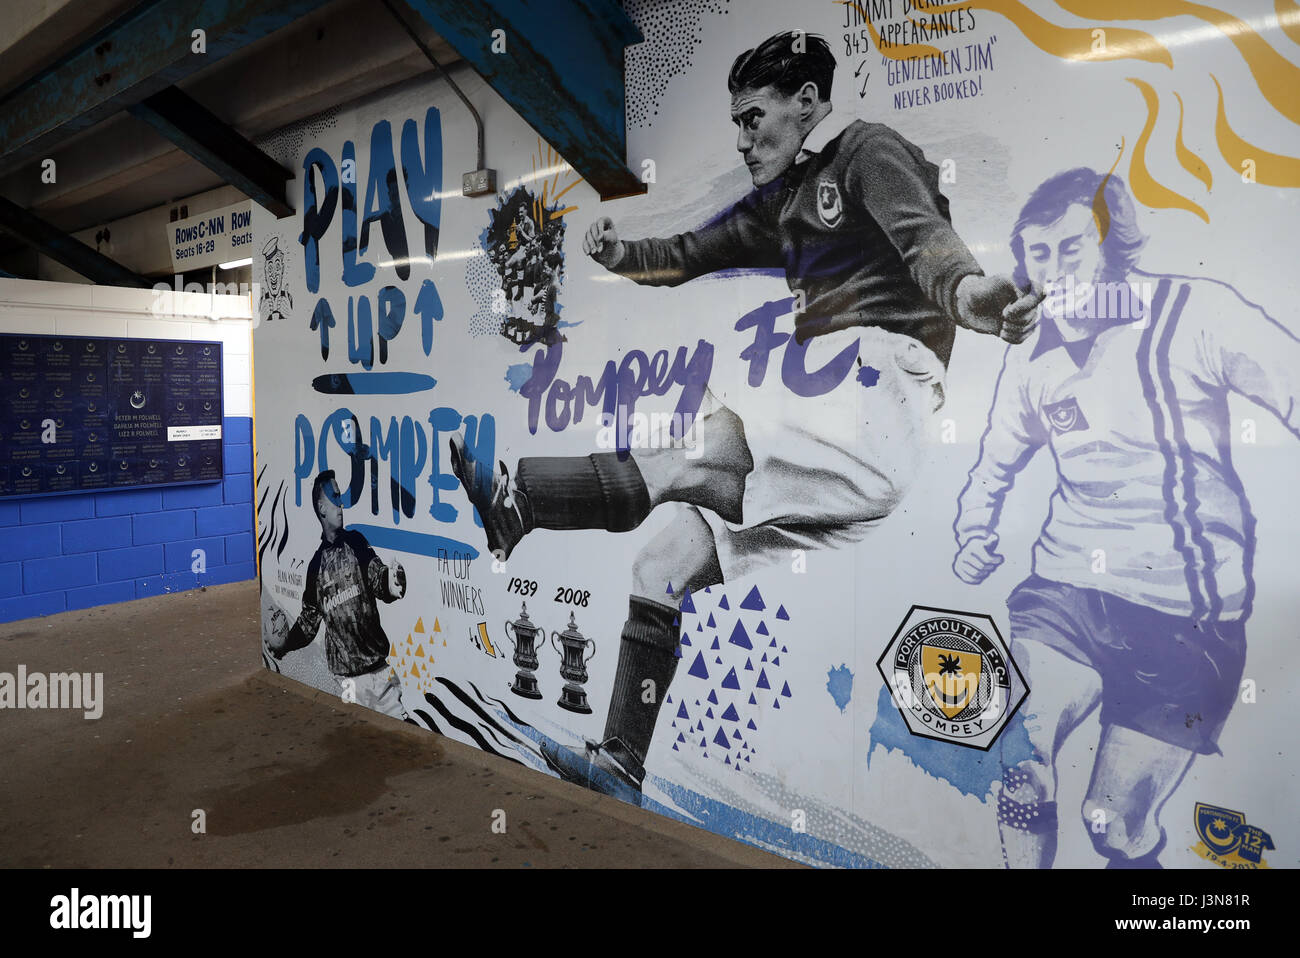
[817,179,843,228]
[877,606,1027,750]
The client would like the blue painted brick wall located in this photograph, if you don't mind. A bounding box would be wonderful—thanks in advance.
[0,415,257,624]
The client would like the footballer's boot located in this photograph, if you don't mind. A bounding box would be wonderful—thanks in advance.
[539,595,680,808]
[448,433,531,561]
[540,736,645,806]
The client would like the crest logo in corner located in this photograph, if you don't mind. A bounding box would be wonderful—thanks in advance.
[1192,803,1274,869]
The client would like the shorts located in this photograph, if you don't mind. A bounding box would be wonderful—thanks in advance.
[1007,574,1246,754]
[348,664,408,721]
[696,326,945,581]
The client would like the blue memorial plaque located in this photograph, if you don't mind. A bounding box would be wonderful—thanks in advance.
[0,333,224,499]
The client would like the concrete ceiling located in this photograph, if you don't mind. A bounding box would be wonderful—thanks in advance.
[0,0,460,256]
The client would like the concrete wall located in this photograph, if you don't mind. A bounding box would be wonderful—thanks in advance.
[0,279,256,622]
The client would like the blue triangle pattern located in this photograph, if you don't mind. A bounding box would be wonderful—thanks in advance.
[721,667,741,690]
[728,620,752,650]
[740,585,765,611]
[687,652,709,680]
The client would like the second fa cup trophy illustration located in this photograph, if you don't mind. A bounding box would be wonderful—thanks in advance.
[551,611,597,714]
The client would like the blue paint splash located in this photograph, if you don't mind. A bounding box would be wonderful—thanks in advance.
[826,664,853,713]
[504,363,534,393]
[856,365,880,388]
[867,685,1034,798]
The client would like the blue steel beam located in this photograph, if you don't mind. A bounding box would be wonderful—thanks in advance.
[399,0,645,200]
[0,196,151,287]
[0,0,335,177]
[128,87,293,218]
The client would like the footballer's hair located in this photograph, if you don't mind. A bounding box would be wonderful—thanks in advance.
[311,469,338,518]
[1010,168,1147,288]
[728,32,836,101]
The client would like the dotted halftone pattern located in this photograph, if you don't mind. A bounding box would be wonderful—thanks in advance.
[624,0,731,129]
[466,249,500,338]
[254,107,340,167]
[666,767,938,868]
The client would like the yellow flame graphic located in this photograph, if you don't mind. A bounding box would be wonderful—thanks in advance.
[1127,78,1209,221]
[1173,91,1214,191]
[1060,1,1300,126]
[1277,0,1300,47]
[529,140,583,227]
[842,0,1172,64]
[1211,74,1300,186]
[1092,137,1125,243]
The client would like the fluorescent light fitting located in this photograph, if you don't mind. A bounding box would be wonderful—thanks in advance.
[218,258,253,270]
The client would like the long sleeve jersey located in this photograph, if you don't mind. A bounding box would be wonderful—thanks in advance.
[955,273,1300,622]
[609,119,984,367]
[284,528,399,676]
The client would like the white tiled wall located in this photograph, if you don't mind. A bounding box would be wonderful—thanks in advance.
[0,278,254,415]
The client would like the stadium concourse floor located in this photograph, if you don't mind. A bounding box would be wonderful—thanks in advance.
[0,580,795,869]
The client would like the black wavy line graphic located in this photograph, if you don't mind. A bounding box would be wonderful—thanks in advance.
[467,679,535,729]
[256,464,271,515]
[275,480,290,559]
[436,677,530,747]
[422,692,522,765]
[412,708,441,735]
[257,484,282,571]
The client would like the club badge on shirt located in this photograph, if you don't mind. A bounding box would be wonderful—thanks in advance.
[1043,397,1090,434]
[817,179,843,228]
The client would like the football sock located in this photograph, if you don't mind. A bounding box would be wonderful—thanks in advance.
[514,453,651,532]
[600,596,681,779]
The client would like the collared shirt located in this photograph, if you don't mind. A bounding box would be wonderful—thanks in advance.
[796,108,856,164]
[609,116,983,366]
[956,272,1300,621]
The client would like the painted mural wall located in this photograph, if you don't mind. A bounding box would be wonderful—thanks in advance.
[252,0,1299,868]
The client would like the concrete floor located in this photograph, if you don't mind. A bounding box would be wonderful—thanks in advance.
[0,580,797,868]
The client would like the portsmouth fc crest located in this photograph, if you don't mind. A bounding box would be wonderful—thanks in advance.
[877,606,1026,750]
[1043,397,1089,434]
[1191,803,1274,868]
[817,179,843,228]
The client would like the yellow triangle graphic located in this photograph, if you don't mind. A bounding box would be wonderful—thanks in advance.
[388,643,396,658]
[410,662,421,677]
[414,617,425,633]
[414,644,425,658]
[433,618,441,633]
